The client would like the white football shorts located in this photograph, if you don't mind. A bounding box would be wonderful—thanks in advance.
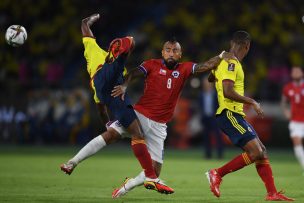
[289,121,304,138]
[108,110,167,163]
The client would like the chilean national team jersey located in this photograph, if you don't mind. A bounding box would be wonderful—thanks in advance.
[134,59,196,123]
[283,81,304,122]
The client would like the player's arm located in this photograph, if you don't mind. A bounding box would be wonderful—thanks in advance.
[223,80,264,117]
[81,13,100,37]
[111,68,144,100]
[208,71,217,82]
[193,51,236,73]
[280,94,291,119]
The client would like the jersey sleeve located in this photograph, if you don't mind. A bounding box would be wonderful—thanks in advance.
[218,60,238,82]
[185,62,197,76]
[138,60,152,76]
[83,37,108,59]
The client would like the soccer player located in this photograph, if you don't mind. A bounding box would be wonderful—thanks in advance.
[60,13,174,195]
[110,38,235,198]
[281,66,304,174]
[205,31,294,201]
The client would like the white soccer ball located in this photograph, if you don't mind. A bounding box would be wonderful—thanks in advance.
[5,25,27,47]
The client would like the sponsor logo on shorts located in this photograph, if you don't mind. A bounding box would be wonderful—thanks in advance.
[115,121,122,127]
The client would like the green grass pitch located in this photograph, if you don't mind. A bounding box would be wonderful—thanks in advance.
[0,145,302,203]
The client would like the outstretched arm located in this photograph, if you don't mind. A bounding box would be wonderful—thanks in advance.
[81,13,100,37]
[193,51,236,74]
[111,68,144,100]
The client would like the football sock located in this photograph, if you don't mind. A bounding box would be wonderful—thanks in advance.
[70,135,106,164]
[294,145,304,170]
[131,139,157,179]
[217,152,253,177]
[125,171,145,190]
[255,158,277,194]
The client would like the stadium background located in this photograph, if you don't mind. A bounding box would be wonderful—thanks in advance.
[0,0,303,148]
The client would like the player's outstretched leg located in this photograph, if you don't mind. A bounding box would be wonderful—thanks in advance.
[60,135,107,175]
[205,169,222,198]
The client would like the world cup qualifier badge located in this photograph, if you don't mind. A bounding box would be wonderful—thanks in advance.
[228,63,235,71]
[172,70,180,78]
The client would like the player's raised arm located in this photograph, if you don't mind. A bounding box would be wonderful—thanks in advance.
[81,13,100,37]
[111,68,144,100]
[193,51,236,73]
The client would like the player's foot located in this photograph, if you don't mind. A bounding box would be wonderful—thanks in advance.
[112,177,134,199]
[60,161,77,175]
[265,191,294,201]
[144,178,174,194]
[205,169,222,198]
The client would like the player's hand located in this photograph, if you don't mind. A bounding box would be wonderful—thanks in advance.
[221,51,238,62]
[252,101,264,118]
[283,109,291,120]
[111,85,127,101]
[83,13,100,26]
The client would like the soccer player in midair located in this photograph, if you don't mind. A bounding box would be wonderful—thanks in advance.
[60,13,174,194]
[205,31,294,201]
[281,66,304,174]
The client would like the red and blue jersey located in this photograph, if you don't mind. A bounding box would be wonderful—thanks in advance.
[283,81,304,122]
[134,59,196,123]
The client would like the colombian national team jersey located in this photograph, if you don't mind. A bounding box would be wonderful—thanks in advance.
[83,37,128,103]
[83,37,108,78]
[134,59,196,123]
[214,59,245,116]
[283,81,304,122]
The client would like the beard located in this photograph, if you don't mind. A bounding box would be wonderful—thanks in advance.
[164,58,178,70]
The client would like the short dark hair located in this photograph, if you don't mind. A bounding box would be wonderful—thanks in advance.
[166,36,178,44]
[232,31,251,44]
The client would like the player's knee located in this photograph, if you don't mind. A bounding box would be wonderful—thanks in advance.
[248,149,264,161]
[102,129,120,144]
[126,120,144,138]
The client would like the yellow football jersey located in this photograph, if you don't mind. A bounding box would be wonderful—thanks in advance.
[214,59,245,116]
[83,37,128,103]
[83,37,108,78]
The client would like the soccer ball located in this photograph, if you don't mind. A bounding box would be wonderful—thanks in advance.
[5,25,27,47]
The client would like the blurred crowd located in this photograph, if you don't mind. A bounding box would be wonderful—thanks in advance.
[0,0,303,145]
[0,88,96,144]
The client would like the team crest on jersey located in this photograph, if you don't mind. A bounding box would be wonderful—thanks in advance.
[228,63,235,71]
[159,69,167,75]
[172,70,180,78]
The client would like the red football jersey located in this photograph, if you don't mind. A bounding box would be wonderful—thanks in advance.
[283,81,304,122]
[134,59,196,123]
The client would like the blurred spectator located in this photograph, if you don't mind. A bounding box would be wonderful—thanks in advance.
[199,76,223,159]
